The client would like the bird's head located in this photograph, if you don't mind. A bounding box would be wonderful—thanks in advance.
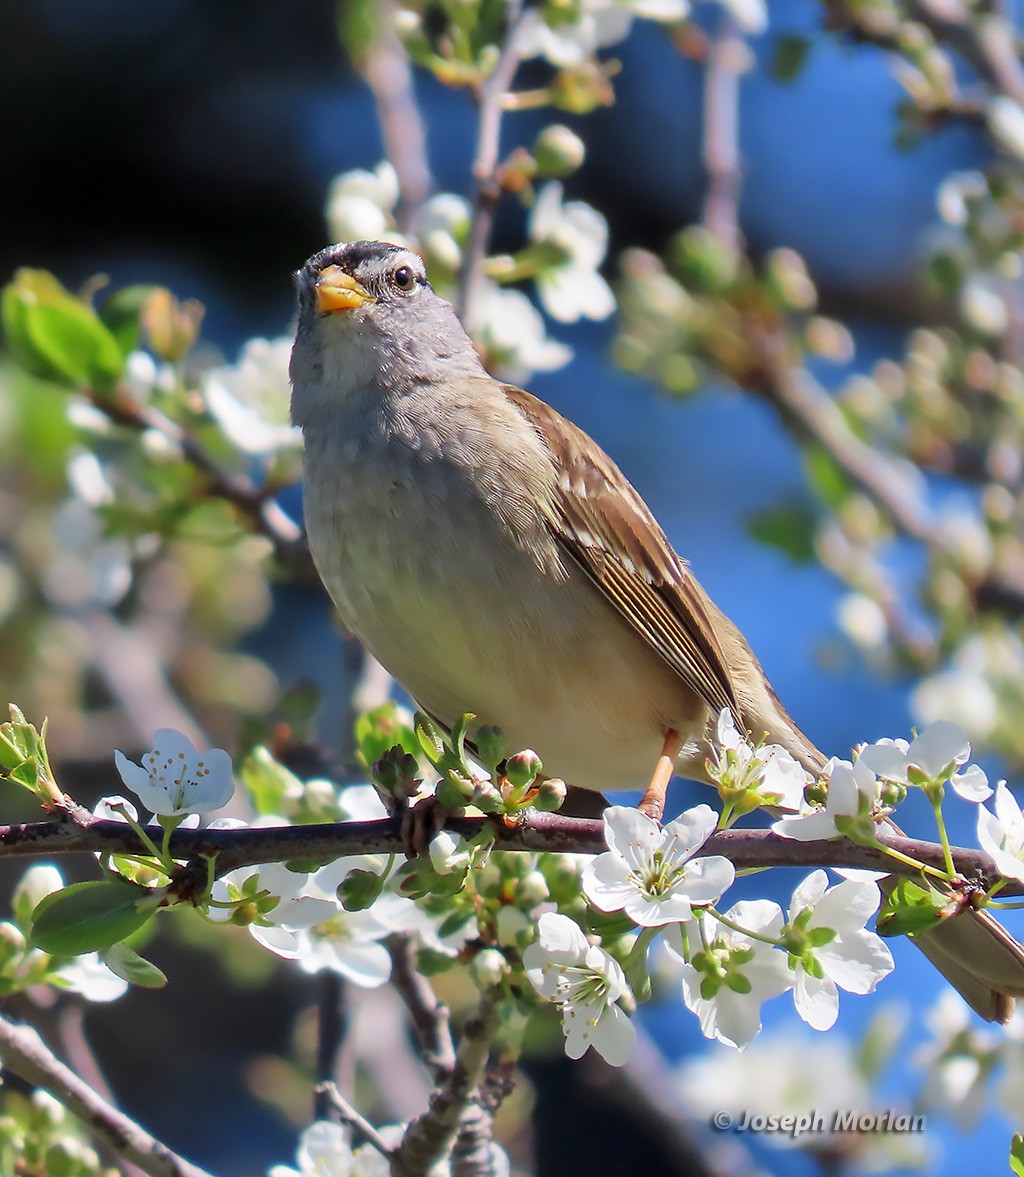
[289,240,483,426]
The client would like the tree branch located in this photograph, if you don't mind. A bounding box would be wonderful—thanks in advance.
[457,0,528,322]
[386,933,457,1081]
[0,807,1019,893]
[390,989,501,1177]
[0,1012,215,1177]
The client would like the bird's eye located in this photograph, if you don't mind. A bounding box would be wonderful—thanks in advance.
[392,265,416,292]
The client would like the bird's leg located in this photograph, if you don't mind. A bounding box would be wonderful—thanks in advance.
[638,729,682,824]
[400,794,450,858]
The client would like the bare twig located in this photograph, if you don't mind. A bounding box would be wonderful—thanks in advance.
[361,3,432,230]
[390,989,501,1177]
[701,10,744,253]
[313,973,348,1121]
[97,391,308,573]
[315,1081,394,1157]
[457,0,528,322]
[0,1012,215,1177]
[749,332,1024,613]
[386,933,457,1081]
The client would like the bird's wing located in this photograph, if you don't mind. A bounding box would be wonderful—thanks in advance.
[503,384,738,720]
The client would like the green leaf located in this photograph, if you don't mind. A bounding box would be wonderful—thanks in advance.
[876,879,946,938]
[802,443,853,509]
[1010,1133,1024,1177]
[746,501,818,563]
[240,745,304,817]
[2,269,125,392]
[31,879,157,955]
[101,941,167,989]
[355,703,418,768]
[771,34,812,83]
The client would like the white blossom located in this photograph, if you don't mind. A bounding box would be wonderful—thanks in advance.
[469,281,572,384]
[517,0,688,67]
[414,193,471,272]
[706,709,810,811]
[977,781,1024,884]
[915,992,996,1130]
[785,871,894,1031]
[115,729,234,817]
[54,953,129,1003]
[716,0,767,35]
[988,97,1024,160]
[772,756,882,842]
[523,912,636,1066]
[528,183,615,322]
[325,162,404,245]
[582,805,734,926]
[858,721,991,803]
[666,900,792,1050]
[203,337,301,456]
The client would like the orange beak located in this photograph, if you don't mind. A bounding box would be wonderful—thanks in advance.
[315,265,373,313]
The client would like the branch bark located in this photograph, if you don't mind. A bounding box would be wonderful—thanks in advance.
[0,808,1019,893]
[0,1012,215,1177]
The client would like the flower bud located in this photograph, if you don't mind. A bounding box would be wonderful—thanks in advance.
[505,750,542,791]
[533,777,567,812]
[475,725,507,770]
[471,947,509,988]
[516,869,550,907]
[533,125,586,178]
[338,868,385,911]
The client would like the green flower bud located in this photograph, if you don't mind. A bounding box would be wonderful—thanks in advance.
[505,750,542,791]
[516,869,550,907]
[533,777,567,812]
[533,124,586,178]
[471,947,509,988]
[338,868,386,911]
[372,746,421,799]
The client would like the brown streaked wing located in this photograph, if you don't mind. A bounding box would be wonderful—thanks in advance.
[502,384,738,719]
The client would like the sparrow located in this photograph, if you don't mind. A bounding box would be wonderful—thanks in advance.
[290,239,1024,1022]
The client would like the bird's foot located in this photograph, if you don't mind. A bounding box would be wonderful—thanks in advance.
[637,729,683,825]
[400,793,451,858]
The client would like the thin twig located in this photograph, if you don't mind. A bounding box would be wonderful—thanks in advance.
[361,3,432,231]
[749,331,1024,613]
[0,1012,215,1177]
[701,9,744,253]
[97,391,308,572]
[386,933,457,1080]
[457,0,528,323]
[313,973,348,1121]
[390,989,501,1177]
[315,1081,394,1157]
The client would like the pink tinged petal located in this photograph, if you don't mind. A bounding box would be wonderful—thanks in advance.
[818,931,894,994]
[909,721,970,778]
[793,971,839,1031]
[661,804,718,859]
[952,765,992,803]
[789,869,829,918]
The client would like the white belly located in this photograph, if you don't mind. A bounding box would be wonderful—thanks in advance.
[302,427,705,794]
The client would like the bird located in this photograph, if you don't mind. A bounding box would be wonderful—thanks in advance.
[290,238,1024,1022]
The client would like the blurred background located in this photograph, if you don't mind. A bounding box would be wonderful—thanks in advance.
[2,0,1021,1174]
